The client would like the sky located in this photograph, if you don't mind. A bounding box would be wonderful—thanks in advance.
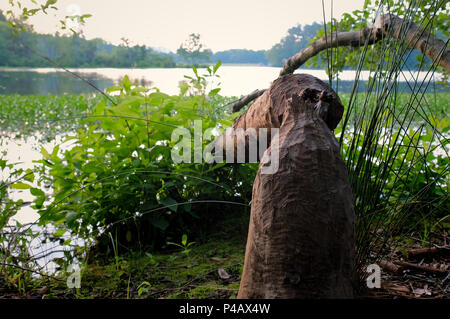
[1,0,366,52]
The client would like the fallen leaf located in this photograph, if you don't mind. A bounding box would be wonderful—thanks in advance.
[413,285,432,297]
[218,268,231,280]
[38,286,48,295]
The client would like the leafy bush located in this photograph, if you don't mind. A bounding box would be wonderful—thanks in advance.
[30,64,255,251]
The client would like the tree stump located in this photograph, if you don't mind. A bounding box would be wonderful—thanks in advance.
[236,74,355,298]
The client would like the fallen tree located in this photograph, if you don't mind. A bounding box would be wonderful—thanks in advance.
[232,13,449,113]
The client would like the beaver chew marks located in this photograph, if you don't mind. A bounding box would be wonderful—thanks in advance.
[236,74,355,298]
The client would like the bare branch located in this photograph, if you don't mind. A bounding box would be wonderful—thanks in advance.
[280,27,381,76]
[231,13,450,113]
[231,89,266,113]
[2,263,64,281]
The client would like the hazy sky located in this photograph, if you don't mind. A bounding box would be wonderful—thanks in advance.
[1,0,366,52]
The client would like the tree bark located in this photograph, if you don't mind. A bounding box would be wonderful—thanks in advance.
[235,74,355,298]
[231,13,450,113]
[231,89,266,113]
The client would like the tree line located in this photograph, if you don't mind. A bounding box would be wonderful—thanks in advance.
[0,12,176,68]
[0,10,433,69]
[0,10,320,68]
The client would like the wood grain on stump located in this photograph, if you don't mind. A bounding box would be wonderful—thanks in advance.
[236,74,356,298]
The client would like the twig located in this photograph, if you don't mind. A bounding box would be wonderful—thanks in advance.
[231,89,266,113]
[405,246,450,260]
[395,261,448,274]
[403,274,440,285]
[442,273,450,284]
[31,249,72,261]
[1,263,63,281]
[379,259,403,274]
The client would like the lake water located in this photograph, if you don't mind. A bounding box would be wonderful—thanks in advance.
[0,66,447,96]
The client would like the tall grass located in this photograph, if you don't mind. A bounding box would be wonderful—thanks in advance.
[325,0,449,285]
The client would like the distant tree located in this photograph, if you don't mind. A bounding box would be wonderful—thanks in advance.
[0,22,175,68]
[0,10,6,22]
[265,23,322,67]
[120,37,131,48]
[177,33,212,65]
[213,49,268,65]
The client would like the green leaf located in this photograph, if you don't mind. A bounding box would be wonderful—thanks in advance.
[186,242,196,248]
[51,145,60,161]
[41,146,50,159]
[112,102,142,118]
[106,86,123,93]
[33,197,45,209]
[213,61,222,73]
[94,100,106,115]
[0,159,6,170]
[131,87,148,93]
[24,169,34,183]
[65,211,78,225]
[166,241,183,248]
[209,88,221,96]
[122,75,131,92]
[179,82,189,95]
[160,197,178,212]
[151,216,169,231]
[54,229,66,238]
[30,188,45,197]
[11,182,32,189]
[181,234,187,246]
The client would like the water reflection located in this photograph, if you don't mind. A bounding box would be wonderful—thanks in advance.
[0,67,447,96]
[0,69,153,95]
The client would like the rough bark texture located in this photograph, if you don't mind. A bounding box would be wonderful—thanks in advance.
[236,74,355,298]
[231,89,266,113]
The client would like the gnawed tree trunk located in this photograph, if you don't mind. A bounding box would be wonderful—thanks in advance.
[233,74,355,298]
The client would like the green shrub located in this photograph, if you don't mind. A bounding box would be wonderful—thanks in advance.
[30,64,255,251]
